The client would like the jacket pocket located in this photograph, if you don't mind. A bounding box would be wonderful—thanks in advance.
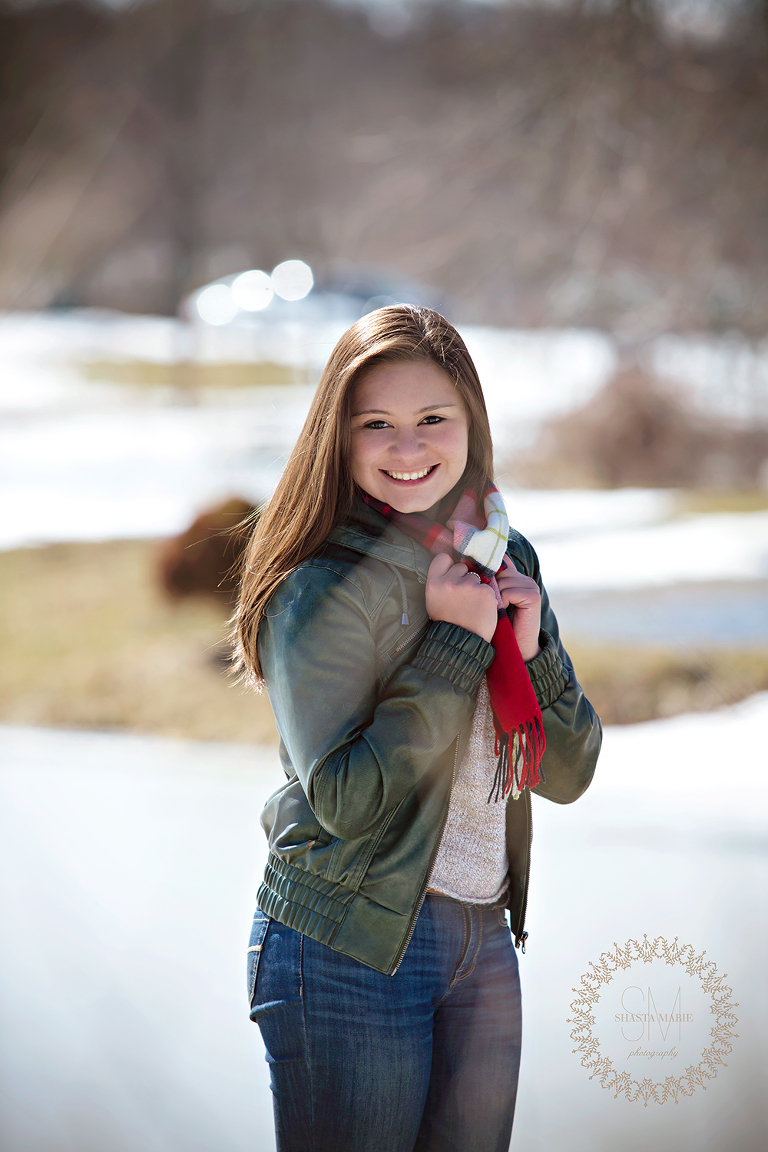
[246,911,271,1008]
[313,825,334,848]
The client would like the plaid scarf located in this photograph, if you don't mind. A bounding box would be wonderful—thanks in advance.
[362,482,545,802]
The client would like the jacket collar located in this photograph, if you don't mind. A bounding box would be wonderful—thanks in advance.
[328,493,432,580]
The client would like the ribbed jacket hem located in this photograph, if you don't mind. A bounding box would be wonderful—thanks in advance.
[257,852,414,974]
[257,855,352,947]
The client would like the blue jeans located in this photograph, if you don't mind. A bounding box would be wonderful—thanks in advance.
[247,894,522,1152]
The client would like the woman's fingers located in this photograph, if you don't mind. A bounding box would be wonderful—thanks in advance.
[496,569,542,661]
[427,553,454,580]
[496,570,540,608]
[425,553,541,653]
[426,555,498,643]
[428,556,475,584]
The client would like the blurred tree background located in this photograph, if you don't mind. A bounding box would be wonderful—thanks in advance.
[1,0,767,335]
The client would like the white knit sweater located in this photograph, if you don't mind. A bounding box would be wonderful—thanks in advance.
[427,677,509,905]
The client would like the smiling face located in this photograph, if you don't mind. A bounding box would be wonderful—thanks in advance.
[349,359,469,513]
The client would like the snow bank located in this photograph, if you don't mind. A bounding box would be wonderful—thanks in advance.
[536,508,768,590]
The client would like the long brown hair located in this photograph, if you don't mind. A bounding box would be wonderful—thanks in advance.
[233,304,495,686]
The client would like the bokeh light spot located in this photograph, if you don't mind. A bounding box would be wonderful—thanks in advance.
[271,259,313,301]
[362,294,400,315]
[232,269,274,312]
[196,283,238,325]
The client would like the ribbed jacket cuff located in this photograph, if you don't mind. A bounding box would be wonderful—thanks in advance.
[413,620,495,696]
[526,630,568,709]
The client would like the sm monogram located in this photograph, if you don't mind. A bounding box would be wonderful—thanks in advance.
[616,986,694,1042]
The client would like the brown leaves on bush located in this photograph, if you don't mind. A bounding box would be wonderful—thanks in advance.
[156,497,258,605]
[513,367,768,489]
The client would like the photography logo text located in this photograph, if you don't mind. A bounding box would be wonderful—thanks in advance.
[568,935,739,1105]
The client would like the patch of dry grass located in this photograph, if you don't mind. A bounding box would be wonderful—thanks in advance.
[568,641,768,726]
[79,359,311,390]
[673,489,768,515]
[0,539,277,743]
[2,540,767,742]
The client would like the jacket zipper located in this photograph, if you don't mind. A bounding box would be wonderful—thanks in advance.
[390,619,428,659]
[387,562,411,625]
[390,731,462,975]
[513,790,533,953]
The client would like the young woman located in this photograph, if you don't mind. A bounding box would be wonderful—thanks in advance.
[235,305,601,1152]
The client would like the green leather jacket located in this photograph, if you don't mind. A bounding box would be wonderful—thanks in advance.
[256,497,601,975]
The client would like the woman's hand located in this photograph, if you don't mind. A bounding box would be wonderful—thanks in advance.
[496,557,542,662]
[425,554,499,644]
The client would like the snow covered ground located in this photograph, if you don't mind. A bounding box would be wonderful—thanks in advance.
[1,697,766,1152]
[533,507,768,592]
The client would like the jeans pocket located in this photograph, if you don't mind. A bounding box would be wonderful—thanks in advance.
[246,910,271,1009]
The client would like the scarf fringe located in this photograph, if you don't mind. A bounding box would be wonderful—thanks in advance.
[488,717,546,804]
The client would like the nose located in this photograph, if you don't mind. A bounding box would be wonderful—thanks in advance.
[390,425,427,463]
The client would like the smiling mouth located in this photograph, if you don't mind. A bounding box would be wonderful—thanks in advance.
[382,465,438,482]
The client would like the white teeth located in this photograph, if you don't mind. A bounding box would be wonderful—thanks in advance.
[386,467,433,481]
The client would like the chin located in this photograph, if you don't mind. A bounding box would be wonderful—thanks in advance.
[387,489,446,514]
[389,499,429,514]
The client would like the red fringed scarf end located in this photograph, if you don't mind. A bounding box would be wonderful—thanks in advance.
[488,717,545,803]
[485,609,545,802]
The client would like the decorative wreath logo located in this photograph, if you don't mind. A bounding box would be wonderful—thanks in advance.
[568,934,739,1105]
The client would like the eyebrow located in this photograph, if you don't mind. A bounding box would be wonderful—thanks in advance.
[352,403,458,417]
